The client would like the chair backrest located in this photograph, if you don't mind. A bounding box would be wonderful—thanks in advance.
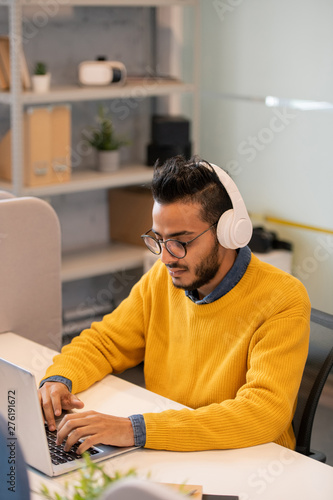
[293,308,333,462]
[0,193,62,350]
[0,190,15,200]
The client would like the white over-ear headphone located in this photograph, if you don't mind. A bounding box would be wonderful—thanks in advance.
[208,163,253,249]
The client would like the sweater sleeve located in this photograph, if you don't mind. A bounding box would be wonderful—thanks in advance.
[143,306,310,451]
[41,275,147,394]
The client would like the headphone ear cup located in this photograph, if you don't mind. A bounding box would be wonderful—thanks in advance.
[217,211,253,249]
[209,163,253,249]
[234,217,253,248]
[216,209,235,249]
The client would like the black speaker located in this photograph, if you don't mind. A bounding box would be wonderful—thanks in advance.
[147,143,192,166]
[151,115,190,146]
[146,115,191,166]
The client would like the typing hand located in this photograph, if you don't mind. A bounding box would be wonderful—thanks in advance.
[38,381,84,432]
[56,411,135,454]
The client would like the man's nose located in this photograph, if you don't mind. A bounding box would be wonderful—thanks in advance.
[160,244,178,265]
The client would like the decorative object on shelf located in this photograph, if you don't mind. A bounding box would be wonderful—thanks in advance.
[78,58,127,86]
[32,61,51,93]
[97,149,120,172]
[84,105,130,172]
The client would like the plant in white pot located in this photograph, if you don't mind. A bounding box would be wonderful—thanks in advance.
[84,105,129,172]
[32,62,51,93]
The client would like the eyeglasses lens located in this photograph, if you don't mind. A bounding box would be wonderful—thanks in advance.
[166,240,185,258]
[143,236,161,255]
[142,236,186,258]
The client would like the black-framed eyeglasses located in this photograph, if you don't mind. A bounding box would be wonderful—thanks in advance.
[141,222,218,259]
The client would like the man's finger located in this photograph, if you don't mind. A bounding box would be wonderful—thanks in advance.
[56,414,90,448]
[61,394,84,411]
[42,398,58,431]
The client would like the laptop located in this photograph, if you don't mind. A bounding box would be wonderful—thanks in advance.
[0,357,137,476]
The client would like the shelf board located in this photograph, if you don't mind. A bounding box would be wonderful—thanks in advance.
[1,165,153,197]
[14,0,197,6]
[61,243,146,282]
[0,78,195,105]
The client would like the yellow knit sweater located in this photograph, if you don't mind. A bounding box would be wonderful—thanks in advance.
[43,255,310,451]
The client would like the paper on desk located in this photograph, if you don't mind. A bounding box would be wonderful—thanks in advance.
[162,483,203,499]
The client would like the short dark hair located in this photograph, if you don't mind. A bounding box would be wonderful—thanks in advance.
[151,155,233,225]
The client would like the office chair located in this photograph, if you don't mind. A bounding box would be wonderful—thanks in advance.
[0,193,62,350]
[100,478,185,500]
[293,307,333,462]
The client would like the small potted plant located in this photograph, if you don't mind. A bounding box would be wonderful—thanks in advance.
[38,454,137,499]
[84,105,129,172]
[32,61,51,93]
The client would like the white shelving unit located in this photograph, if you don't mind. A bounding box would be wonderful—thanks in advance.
[0,78,195,106]
[0,165,155,196]
[61,243,148,282]
[2,0,200,282]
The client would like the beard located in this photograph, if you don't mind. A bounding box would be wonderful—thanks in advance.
[169,239,221,292]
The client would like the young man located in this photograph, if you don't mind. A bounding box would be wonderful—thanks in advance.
[39,156,311,454]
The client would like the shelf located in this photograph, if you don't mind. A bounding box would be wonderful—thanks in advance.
[0,165,154,196]
[5,0,197,6]
[61,242,146,282]
[2,0,200,285]
[0,78,195,105]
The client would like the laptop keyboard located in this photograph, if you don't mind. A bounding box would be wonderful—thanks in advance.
[45,424,101,465]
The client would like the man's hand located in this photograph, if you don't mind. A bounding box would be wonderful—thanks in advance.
[38,382,84,432]
[56,411,135,454]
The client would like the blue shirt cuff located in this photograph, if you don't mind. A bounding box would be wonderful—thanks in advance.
[128,414,146,447]
[39,376,72,393]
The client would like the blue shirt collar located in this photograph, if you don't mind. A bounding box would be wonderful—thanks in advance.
[185,245,251,304]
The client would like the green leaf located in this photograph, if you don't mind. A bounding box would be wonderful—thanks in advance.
[38,454,139,500]
[83,104,130,151]
[34,62,47,75]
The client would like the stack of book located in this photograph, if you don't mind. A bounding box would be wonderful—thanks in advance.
[0,105,72,186]
[0,35,31,90]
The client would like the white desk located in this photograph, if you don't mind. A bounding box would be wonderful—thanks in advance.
[1,332,333,500]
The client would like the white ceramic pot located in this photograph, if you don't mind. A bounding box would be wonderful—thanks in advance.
[97,150,120,172]
[32,73,51,93]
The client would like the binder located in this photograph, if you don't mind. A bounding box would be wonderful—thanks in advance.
[0,36,10,87]
[50,105,71,183]
[24,107,53,186]
[0,106,71,186]
[0,59,8,90]
[0,129,11,180]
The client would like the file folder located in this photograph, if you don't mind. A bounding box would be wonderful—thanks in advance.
[0,105,71,186]
[24,106,52,186]
[51,105,71,183]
